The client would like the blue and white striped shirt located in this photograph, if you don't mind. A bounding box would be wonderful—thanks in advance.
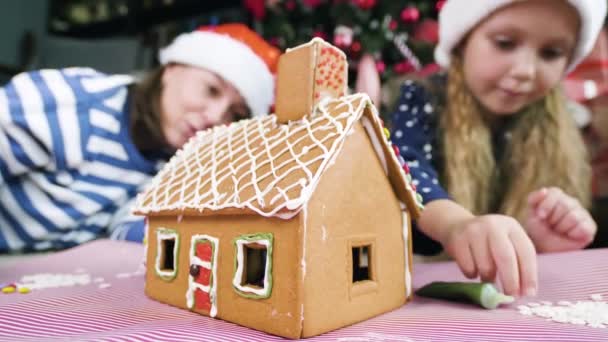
[0,68,162,252]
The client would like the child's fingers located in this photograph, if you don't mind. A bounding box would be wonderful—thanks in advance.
[469,235,496,282]
[548,196,576,226]
[567,217,597,243]
[566,224,592,242]
[534,187,562,220]
[509,229,538,297]
[489,231,520,296]
[448,237,478,278]
[527,188,547,207]
[553,208,583,235]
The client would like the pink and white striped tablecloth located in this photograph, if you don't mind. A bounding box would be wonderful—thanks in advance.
[0,240,606,342]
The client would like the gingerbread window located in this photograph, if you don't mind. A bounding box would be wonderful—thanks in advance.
[349,238,378,298]
[155,228,179,280]
[232,233,273,299]
[352,244,373,282]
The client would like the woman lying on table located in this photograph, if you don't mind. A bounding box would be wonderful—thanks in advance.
[0,24,278,253]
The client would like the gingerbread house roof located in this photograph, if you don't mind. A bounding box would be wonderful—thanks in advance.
[133,93,423,220]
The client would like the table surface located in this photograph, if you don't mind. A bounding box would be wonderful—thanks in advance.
[0,240,606,342]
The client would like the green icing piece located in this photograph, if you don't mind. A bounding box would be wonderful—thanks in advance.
[232,233,274,299]
[155,228,179,281]
[416,281,514,309]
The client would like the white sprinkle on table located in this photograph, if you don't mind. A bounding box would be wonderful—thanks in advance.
[518,296,608,329]
[591,294,603,301]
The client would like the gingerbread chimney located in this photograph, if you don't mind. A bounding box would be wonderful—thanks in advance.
[274,38,348,123]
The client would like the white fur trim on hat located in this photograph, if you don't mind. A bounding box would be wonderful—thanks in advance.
[159,31,274,116]
[434,0,607,72]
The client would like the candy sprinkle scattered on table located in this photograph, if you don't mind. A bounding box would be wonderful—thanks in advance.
[518,295,608,329]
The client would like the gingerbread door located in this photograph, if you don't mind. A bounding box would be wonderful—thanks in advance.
[186,235,219,317]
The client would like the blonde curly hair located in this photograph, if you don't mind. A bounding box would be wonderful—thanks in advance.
[440,57,591,222]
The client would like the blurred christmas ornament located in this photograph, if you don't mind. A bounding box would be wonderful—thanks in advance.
[389,19,399,31]
[400,6,420,23]
[246,0,440,88]
[334,25,354,48]
[436,0,447,11]
[354,0,377,10]
[394,33,421,71]
[413,19,439,44]
[244,0,265,20]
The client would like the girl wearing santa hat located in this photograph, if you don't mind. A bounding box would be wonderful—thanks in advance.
[390,0,606,297]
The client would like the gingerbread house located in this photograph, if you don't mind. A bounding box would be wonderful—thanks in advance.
[133,38,424,339]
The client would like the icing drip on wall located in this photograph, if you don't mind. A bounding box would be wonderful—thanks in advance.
[402,212,411,297]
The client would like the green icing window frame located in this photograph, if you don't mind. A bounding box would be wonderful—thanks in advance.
[155,227,179,281]
[232,233,274,299]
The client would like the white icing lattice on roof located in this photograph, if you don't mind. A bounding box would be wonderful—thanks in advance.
[134,94,420,219]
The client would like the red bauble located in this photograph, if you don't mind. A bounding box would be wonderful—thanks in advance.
[354,0,376,10]
[389,19,398,31]
[413,19,439,44]
[351,41,362,53]
[436,0,447,11]
[400,6,420,23]
[244,0,266,20]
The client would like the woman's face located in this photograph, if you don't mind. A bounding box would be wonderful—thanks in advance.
[160,64,249,149]
[461,0,579,115]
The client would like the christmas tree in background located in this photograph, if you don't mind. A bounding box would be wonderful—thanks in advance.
[244,0,445,90]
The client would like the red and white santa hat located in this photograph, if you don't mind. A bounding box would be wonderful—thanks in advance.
[159,23,280,117]
[435,0,607,72]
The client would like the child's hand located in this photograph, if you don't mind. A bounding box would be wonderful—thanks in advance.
[443,214,538,297]
[525,187,596,253]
